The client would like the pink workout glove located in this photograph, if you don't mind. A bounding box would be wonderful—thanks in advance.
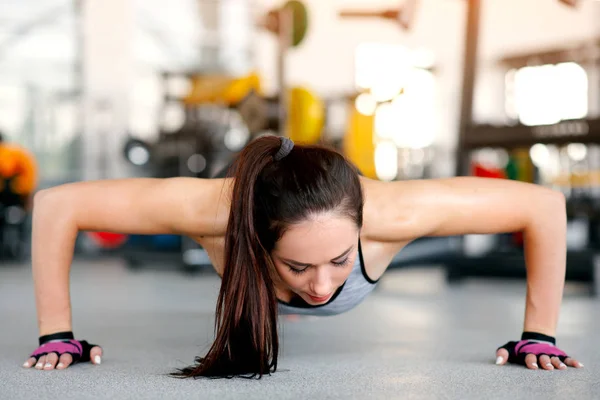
[496,331,582,370]
[29,331,100,366]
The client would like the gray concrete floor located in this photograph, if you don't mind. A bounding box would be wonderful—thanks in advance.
[1,258,598,400]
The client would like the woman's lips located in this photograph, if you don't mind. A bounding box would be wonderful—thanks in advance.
[307,292,333,303]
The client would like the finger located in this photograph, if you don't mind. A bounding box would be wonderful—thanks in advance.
[525,353,539,370]
[35,355,46,370]
[551,356,566,370]
[22,357,38,368]
[90,346,103,365]
[495,348,509,365]
[43,353,59,370]
[539,355,553,370]
[564,357,584,368]
[56,353,73,370]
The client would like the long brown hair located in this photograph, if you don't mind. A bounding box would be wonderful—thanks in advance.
[170,135,364,379]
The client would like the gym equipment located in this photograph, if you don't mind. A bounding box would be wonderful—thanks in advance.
[237,91,271,135]
[510,148,535,183]
[182,72,271,135]
[123,138,152,168]
[0,143,37,196]
[0,180,29,261]
[122,70,255,273]
[472,163,506,179]
[343,97,377,179]
[150,71,325,151]
[181,72,325,143]
[183,72,263,107]
[260,0,309,48]
[338,0,419,31]
[260,1,325,144]
[86,232,128,249]
[0,142,37,261]
[0,178,29,261]
[151,234,181,249]
[286,87,325,145]
[451,0,599,295]
[258,1,311,137]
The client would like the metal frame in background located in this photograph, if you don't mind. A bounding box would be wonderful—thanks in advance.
[449,0,600,295]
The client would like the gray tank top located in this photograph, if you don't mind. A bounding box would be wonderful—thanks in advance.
[277,240,379,316]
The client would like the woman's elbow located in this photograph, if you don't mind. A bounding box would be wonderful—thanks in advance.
[537,188,566,223]
[33,187,71,217]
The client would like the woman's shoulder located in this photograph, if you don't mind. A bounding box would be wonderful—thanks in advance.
[359,177,418,241]
[184,177,233,237]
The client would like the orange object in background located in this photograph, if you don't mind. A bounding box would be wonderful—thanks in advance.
[0,143,38,196]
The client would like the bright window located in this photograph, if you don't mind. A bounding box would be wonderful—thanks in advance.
[506,62,588,126]
[354,43,436,149]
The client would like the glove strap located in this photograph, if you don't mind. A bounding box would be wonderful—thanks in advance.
[39,331,75,346]
[521,331,556,345]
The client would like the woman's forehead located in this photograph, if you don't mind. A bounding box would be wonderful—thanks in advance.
[273,215,358,262]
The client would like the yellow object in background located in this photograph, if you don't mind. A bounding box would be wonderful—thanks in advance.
[183,72,262,106]
[552,171,600,188]
[344,99,377,179]
[0,143,38,195]
[181,72,326,145]
[287,87,325,145]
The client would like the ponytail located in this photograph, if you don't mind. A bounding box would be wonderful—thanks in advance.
[170,136,282,379]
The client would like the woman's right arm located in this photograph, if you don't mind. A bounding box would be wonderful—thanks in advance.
[32,177,231,336]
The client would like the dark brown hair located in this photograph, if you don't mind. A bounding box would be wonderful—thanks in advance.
[169,135,364,379]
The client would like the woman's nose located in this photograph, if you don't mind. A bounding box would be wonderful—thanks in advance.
[309,267,334,296]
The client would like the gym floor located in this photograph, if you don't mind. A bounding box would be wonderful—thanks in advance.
[1,258,598,400]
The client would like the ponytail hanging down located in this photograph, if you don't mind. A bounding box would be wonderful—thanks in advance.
[170,136,284,379]
[170,135,363,379]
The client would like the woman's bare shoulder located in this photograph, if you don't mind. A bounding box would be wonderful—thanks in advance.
[184,177,233,239]
[359,176,417,243]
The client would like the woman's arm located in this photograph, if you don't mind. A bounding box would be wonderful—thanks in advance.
[361,176,567,336]
[32,177,231,336]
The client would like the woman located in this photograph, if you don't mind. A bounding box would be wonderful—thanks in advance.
[22,136,583,378]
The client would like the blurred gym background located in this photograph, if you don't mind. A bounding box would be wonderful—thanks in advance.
[1,0,600,294]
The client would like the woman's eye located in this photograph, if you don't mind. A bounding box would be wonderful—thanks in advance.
[332,258,350,266]
[288,266,307,275]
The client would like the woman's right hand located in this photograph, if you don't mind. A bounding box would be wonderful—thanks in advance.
[23,339,103,370]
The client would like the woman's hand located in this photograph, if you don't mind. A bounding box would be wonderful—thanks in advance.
[23,338,103,370]
[495,336,583,370]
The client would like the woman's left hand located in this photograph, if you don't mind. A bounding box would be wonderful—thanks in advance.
[495,339,584,370]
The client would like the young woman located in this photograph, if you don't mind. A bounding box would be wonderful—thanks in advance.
[22,135,583,378]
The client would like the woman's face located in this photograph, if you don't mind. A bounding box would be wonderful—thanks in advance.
[271,212,359,305]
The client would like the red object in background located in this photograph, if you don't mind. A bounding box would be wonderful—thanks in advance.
[87,232,128,249]
[472,163,507,179]
[512,231,524,247]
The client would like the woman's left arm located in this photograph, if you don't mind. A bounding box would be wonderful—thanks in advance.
[361,176,566,336]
